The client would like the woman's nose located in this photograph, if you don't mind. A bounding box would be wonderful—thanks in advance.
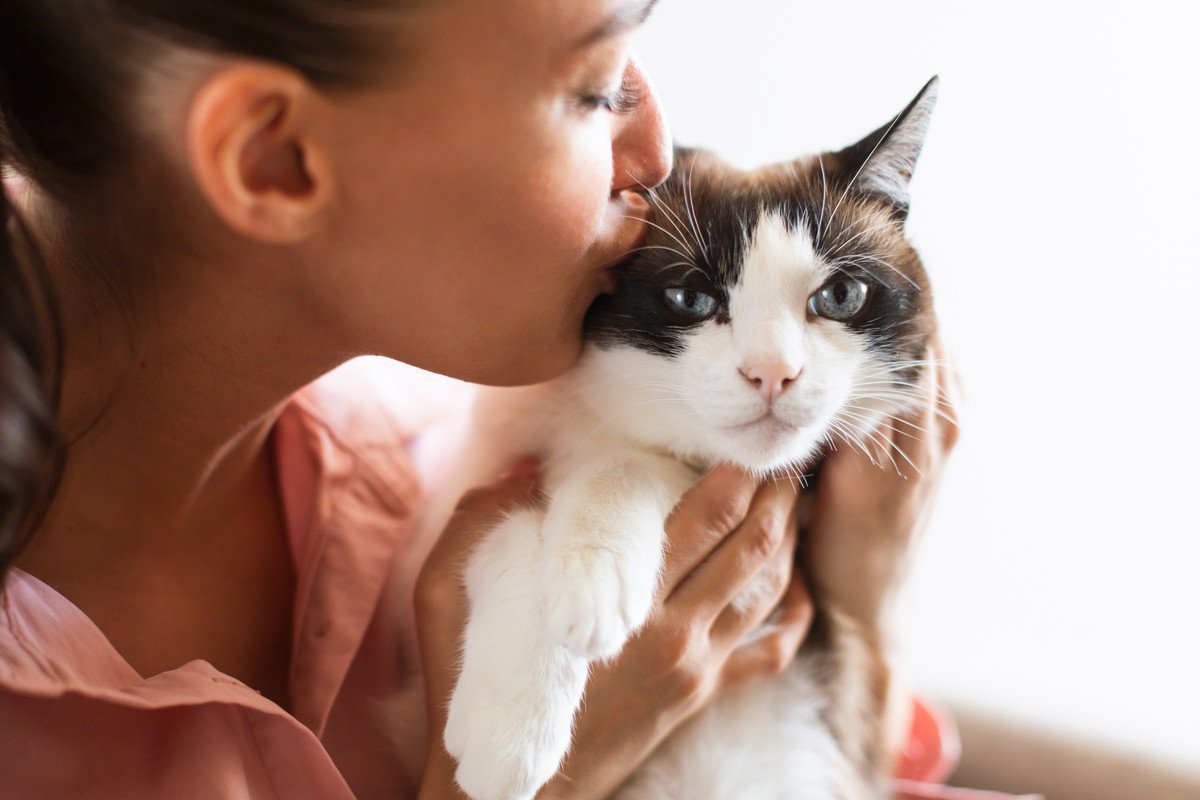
[611,57,673,194]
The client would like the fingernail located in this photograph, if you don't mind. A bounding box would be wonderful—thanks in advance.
[499,457,540,481]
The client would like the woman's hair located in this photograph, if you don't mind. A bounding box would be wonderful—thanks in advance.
[0,1,408,188]
[0,178,62,578]
[0,0,415,579]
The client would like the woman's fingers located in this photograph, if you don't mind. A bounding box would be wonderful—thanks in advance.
[659,464,757,595]
[708,500,797,642]
[666,476,798,618]
[718,572,814,690]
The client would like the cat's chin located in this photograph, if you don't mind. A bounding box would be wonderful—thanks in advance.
[699,420,825,476]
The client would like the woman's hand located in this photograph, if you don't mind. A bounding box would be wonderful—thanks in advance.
[415,462,814,800]
[804,344,962,635]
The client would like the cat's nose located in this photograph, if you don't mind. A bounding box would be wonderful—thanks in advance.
[739,362,801,405]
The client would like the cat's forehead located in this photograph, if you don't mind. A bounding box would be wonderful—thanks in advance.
[651,149,916,288]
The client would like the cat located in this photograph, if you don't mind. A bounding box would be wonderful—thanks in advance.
[436,77,940,800]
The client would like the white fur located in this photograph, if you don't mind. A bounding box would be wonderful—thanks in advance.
[612,657,867,800]
[434,211,917,800]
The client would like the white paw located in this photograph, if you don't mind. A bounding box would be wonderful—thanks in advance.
[442,666,472,762]
[542,548,655,660]
[445,677,560,800]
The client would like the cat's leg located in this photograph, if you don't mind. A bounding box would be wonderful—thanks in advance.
[540,452,697,660]
[445,508,588,800]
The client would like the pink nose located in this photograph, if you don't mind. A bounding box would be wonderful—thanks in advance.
[739,362,800,405]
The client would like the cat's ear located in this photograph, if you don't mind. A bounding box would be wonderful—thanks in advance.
[832,76,938,219]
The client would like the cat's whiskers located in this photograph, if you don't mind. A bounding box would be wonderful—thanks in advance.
[589,323,687,343]
[826,217,896,258]
[843,397,926,421]
[842,416,911,476]
[848,376,925,397]
[682,155,711,259]
[622,214,696,259]
[828,252,920,291]
[850,379,920,390]
[814,155,831,251]
[838,405,927,443]
[854,359,944,382]
[819,214,920,291]
[774,461,811,491]
[828,386,931,477]
[646,186,701,259]
[837,398,933,475]
[626,171,701,260]
[853,362,956,425]
[853,391,955,429]
[826,256,887,289]
[845,382,925,409]
[648,261,706,282]
[827,419,885,470]
[626,243,694,262]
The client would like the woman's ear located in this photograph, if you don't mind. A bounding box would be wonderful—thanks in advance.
[186,65,333,244]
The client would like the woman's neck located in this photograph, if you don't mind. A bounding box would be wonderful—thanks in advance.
[12,179,344,572]
[7,179,340,698]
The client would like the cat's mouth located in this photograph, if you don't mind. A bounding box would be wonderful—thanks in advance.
[729,411,797,435]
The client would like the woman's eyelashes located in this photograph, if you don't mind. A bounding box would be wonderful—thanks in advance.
[576,72,643,114]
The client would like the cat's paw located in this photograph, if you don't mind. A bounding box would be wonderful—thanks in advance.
[444,668,570,800]
[454,740,556,800]
[442,669,472,763]
[542,547,655,660]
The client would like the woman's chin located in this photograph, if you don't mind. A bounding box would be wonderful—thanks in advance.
[405,333,577,388]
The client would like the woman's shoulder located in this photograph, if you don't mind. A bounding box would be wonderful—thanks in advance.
[280,357,476,510]
[292,357,474,449]
[288,357,473,463]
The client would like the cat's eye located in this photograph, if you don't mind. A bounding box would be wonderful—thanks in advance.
[663,287,719,320]
[809,278,870,321]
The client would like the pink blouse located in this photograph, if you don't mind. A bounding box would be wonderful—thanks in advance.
[0,358,473,800]
[0,358,1033,800]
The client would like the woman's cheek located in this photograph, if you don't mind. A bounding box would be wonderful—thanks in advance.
[508,160,609,283]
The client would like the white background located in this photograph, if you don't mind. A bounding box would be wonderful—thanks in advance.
[636,0,1200,773]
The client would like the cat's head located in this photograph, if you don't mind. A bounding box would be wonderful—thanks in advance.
[580,78,939,475]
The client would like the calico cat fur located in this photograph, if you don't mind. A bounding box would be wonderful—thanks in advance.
[430,77,940,800]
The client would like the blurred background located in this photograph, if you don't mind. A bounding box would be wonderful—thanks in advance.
[635,0,1199,795]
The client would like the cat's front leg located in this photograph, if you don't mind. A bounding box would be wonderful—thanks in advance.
[540,452,696,660]
[445,508,589,800]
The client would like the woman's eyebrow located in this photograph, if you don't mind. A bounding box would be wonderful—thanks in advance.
[577,0,660,48]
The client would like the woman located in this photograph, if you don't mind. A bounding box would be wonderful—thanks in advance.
[0,0,958,798]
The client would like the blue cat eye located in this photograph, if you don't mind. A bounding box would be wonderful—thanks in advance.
[809,277,870,321]
[663,287,719,320]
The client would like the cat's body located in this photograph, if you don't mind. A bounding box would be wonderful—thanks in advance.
[433,79,940,800]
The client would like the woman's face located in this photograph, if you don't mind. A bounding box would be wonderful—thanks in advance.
[315,0,671,385]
